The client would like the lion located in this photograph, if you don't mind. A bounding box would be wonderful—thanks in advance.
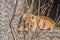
[18,13,57,32]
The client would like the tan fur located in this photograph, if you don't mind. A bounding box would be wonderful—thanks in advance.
[19,13,57,32]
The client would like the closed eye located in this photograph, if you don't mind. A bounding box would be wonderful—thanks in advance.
[31,16,34,19]
[31,25,33,28]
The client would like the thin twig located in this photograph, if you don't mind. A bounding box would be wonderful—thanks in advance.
[55,4,60,21]
[41,5,49,16]
[47,3,53,16]
[34,4,46,14]
[26,0,29,7]
[37,0,40,40]
[30,0,34,13]
[9,0,18,40]
[34,0,47,14]
[56,15,60,22]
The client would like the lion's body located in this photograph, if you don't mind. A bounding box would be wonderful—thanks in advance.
[19,13,57,32]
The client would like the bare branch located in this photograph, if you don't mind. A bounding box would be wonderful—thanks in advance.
[9,0,18,40]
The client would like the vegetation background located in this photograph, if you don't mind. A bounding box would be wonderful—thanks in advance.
[0,0,60,40]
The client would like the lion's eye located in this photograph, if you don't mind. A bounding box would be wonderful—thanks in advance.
[31,25,33,28]
[31,16,34,19]
[24,20,25,22]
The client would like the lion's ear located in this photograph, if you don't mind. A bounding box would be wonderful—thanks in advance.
[24,10,27,13]
[24,12,26,13]
[23,12,26,14]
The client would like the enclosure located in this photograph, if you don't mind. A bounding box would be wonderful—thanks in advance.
[0,0,60,40]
